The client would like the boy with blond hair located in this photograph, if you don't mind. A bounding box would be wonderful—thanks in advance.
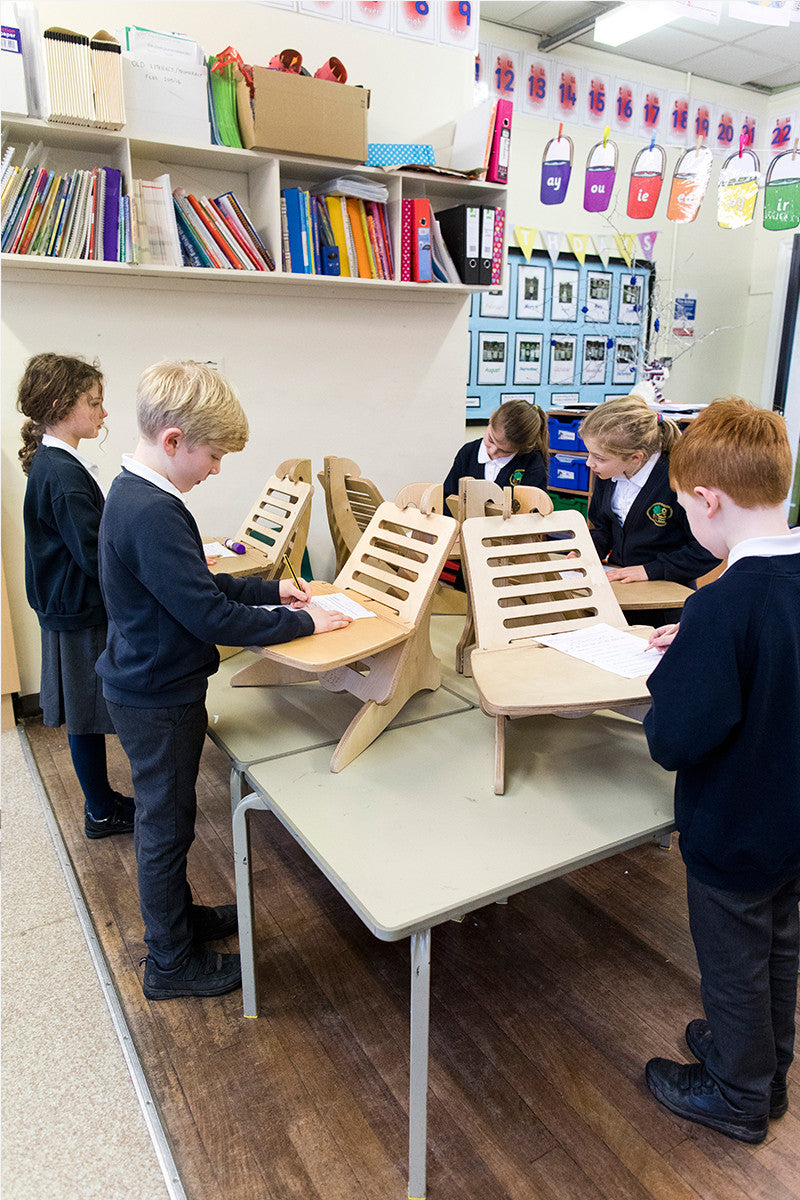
[97,361,350,1001]
[643,396,800,1143]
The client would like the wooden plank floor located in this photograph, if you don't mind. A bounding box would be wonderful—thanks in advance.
[24,716,800,1200]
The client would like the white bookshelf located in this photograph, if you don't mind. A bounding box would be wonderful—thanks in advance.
[2,116,507,298]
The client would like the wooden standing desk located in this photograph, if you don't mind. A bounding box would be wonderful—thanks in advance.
[231,705,674,1199]
[610,578,692,611]
[204,539,274,578]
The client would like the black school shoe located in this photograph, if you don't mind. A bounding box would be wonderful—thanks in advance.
[191,903,238,943]
[645,1057,768,1143]
[685,1018,789,1119]
[142,949,241,1000]
[84,792,135,839]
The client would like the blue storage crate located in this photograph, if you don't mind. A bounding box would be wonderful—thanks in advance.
[548,414,587,452]
[549,454,590,492]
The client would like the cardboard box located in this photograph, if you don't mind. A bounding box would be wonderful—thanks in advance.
[236,67,369,162]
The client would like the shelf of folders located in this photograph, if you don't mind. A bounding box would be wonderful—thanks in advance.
[1,139,274,269]
[466,247,654,420]
[280,175,392,278]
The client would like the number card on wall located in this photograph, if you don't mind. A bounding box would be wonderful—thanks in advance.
[440,1,478,51]
[639,87,665,139]
[612,79,638,135]
[692,100,712,144]
[668,92,690,145]
[583,72,612,127]
[490,45,520,100]
[395,1,437,41]
[769,114,794,155]
[713,105,737,155]
[521,54,551,118]
[554,62,580,120]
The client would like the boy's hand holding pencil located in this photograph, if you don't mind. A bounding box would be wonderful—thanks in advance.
[646,622,680,651]
[280,556,352,633]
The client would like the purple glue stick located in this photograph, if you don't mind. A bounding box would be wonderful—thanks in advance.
[224,539,246,554]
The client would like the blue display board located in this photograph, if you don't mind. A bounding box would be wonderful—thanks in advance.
[466,249,654,420]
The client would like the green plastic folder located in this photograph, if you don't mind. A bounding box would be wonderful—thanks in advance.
[208,57,243,149]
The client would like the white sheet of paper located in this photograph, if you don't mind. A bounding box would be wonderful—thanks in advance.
[536,622,661,678]
[204,540,236,557]
[309,593,376,619]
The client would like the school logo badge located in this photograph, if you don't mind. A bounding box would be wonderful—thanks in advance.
[510,469,524,484]
[647,502,672,527]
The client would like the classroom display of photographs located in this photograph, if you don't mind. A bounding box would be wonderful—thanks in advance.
[585,270,612,322]
[551,269,579,322]
[466,249,653,420]
[477,331,508,385]
[516,264,546,320]
[514,332,543,384]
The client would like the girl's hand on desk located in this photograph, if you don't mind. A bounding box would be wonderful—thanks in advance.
[308,605,352,633]
[647,623,680,650]
[606,564,648,583]
[279,577,312,607]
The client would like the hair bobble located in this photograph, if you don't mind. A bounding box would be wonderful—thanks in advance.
[656,411,663,423]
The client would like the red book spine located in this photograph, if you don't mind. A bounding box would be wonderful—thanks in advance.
[185,193,244,268]
[491,206,505,286]
[376,203,394,278]
[207,197,265,270]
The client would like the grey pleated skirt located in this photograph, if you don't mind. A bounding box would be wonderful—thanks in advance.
[39,623,115,735]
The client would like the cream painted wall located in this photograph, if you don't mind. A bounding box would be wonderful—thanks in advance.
[1,2,791,694]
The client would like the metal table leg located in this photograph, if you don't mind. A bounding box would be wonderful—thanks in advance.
[408,928,431,1199]
[232,789,269,1018]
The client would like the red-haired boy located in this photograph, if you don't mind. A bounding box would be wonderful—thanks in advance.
[643,397,800,1143]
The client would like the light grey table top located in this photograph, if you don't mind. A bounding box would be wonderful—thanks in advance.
[243,707,674,942]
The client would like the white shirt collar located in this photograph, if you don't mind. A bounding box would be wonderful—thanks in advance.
[121,453,185,502]
[42,434,106,495]
[612,450,659,490]
[474,441,513,468]
[727,527,800,568]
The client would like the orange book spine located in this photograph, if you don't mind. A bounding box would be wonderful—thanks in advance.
[345,196,373,279]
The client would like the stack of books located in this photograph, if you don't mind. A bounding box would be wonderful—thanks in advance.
[2,143,131,261]
[171,188,275,271]
[280,186,393,279]
[42,26,125,129]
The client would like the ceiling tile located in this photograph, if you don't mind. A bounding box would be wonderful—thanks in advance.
[577,26,721,65]
[755,64,800,89]
[675,44,779,86]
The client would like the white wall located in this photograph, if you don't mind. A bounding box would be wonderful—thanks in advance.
[481,18,786,411]
[2,2,792,694]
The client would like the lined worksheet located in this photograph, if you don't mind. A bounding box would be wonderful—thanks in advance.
[536,622,661,678]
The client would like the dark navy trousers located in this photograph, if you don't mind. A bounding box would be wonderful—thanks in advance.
[106,695,207,971]
[687,870,800,1114]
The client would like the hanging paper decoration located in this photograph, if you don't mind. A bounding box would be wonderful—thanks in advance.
[666,145,713,223]
[521,54,550,117]
[637,230,658,261]
[540,134,573,205]
[627,144,665,219]
[613,234,636,267]
[592,234,613,269]
[763,149,800,231]
[541,230,564,264]
[639,87,665,140]
[514,225,538,262]
[566,233,590,265]
[717,147,761,229]
[584,135,617,213]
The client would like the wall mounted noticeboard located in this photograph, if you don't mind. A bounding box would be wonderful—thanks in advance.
[466,249,654,421]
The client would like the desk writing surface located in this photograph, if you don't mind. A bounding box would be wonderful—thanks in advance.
[204,539,272,578]
[611,579,692,611]
[244,707,673,941]
[258,582,413,671]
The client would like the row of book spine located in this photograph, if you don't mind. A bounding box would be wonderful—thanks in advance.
[400,199,505,286]
[280,188,394,280]
[2,151,129,260]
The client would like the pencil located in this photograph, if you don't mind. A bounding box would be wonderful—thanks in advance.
[282,554,302,592]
